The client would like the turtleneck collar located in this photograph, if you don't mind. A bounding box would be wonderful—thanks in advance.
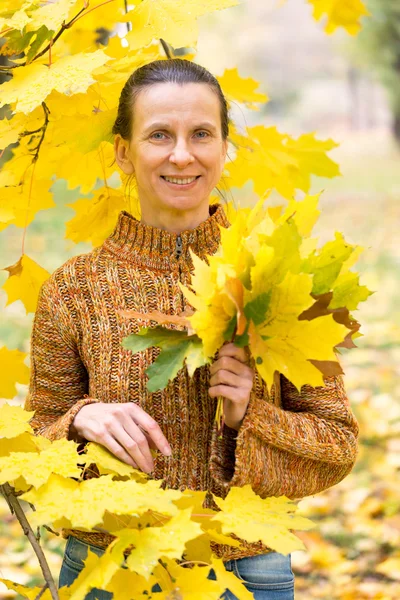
[102,203,230,272]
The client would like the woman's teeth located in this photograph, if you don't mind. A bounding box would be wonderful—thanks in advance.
[163,176,198,185]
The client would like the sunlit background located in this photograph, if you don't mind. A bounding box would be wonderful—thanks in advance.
[1,0,400,598]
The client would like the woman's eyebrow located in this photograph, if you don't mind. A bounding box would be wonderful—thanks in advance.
[144,121,217,133]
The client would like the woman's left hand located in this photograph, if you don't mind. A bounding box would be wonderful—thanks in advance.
[209,342,254,431]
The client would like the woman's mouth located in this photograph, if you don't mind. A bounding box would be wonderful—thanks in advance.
[161,175,201,189]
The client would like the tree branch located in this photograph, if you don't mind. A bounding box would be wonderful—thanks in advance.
[0,483,59,600]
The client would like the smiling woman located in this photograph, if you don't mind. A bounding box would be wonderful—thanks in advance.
[25,58,359,600]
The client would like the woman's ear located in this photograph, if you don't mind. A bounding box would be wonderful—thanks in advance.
[114,135,135,175]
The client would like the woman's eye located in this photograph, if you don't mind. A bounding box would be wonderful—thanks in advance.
[151,132,167,140]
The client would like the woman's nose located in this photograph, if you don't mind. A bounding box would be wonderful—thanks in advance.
[169,141,195,166]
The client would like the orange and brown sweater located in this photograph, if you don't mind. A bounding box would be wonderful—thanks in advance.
[24,203,360,562]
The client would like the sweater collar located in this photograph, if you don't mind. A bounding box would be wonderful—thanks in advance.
[102,203,230,272]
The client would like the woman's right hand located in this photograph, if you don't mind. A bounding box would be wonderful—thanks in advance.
[70,402,172,474]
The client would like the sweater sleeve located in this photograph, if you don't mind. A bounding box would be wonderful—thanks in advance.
[209,369,359,501]
[24,280,99,442]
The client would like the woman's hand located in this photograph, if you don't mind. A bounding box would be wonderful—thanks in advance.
[209,342,254,430]
[70,403,172,474]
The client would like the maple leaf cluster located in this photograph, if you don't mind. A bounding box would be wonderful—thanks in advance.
[0,403,314,599]
[122,193,372,404]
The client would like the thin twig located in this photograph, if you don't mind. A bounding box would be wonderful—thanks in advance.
[160,39,172,59]
[34,582,49,600]
[0,483,59,600]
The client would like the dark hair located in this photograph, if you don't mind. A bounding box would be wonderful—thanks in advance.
[112,58,230,141]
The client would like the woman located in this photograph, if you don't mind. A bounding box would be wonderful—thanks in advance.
[25,58,360,600]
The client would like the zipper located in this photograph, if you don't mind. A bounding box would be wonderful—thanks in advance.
[175,234,183,259]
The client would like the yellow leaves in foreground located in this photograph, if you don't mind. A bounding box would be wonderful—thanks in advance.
[213,485,315,555]
[20,473,182,530]
[2,254,50,314]
[0,50,111,114]
[0,403,33,438]
[0,402,316,599]
[0,438,82,488]
[111,509,203,578]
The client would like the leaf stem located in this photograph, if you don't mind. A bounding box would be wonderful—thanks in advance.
[216,328,237,437]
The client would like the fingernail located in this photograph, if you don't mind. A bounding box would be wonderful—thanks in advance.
[164,447,172,456]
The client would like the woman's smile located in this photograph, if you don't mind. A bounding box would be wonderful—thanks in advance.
[161,175,201,188]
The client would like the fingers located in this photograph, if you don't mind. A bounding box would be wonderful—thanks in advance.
[121,419,155,473]
[210,355,251,378]
[73,402,172,475]
[128,404,172,457]
[101,434,139,470]
[217,342,249,364]
[209,365,243,388]
[209,352,254,404]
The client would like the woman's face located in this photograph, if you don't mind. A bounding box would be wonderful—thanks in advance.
[115,82,228,218]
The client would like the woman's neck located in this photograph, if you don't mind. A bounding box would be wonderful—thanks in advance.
[139,203,210,234]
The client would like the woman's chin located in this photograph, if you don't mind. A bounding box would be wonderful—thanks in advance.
[157,195,209,213]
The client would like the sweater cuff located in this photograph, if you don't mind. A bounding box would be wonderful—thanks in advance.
[34,397,99,442]
[209,383,273,496]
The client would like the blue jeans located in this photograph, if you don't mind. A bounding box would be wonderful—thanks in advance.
[59,536,295,599]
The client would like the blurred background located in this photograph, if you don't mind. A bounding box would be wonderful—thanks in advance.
[1,0,400,598]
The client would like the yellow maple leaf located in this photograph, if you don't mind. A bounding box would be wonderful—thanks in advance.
[250,314,348,389]
[106,567,158,599]
[211,557,254,600]
[217,67,269,110]
[27,0,79,33]
[0,438,83,488]
[0,403,34,438]
[68,550,120,600]
[0,579,54,600]
[308,0,370,35]
[277,193,322,237]
[65,186,139,247]
[122,0,239,51]
[225,126,340,199]
[49,108,117,154]
[153,557,225,599]
[0,108,43,150]
[53,140,119,193]
[0,5,31,33]
[109,509,203,579]
[0,176,56,229]
[0,50,111,114]
[21,474,182,530]
[2,254,50,314]
[0,432,46,457]
[0,347,30,398]
[213,485,314,555]
[84,442,136,478]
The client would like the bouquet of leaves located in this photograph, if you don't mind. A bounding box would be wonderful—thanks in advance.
[121,192,371,434]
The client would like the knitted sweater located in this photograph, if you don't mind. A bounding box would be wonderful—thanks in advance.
[25,203,359,562]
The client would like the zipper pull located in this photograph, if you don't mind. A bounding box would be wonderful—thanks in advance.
[175,234,183,259]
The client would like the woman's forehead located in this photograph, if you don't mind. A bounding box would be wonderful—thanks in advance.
[134,82,221,122]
